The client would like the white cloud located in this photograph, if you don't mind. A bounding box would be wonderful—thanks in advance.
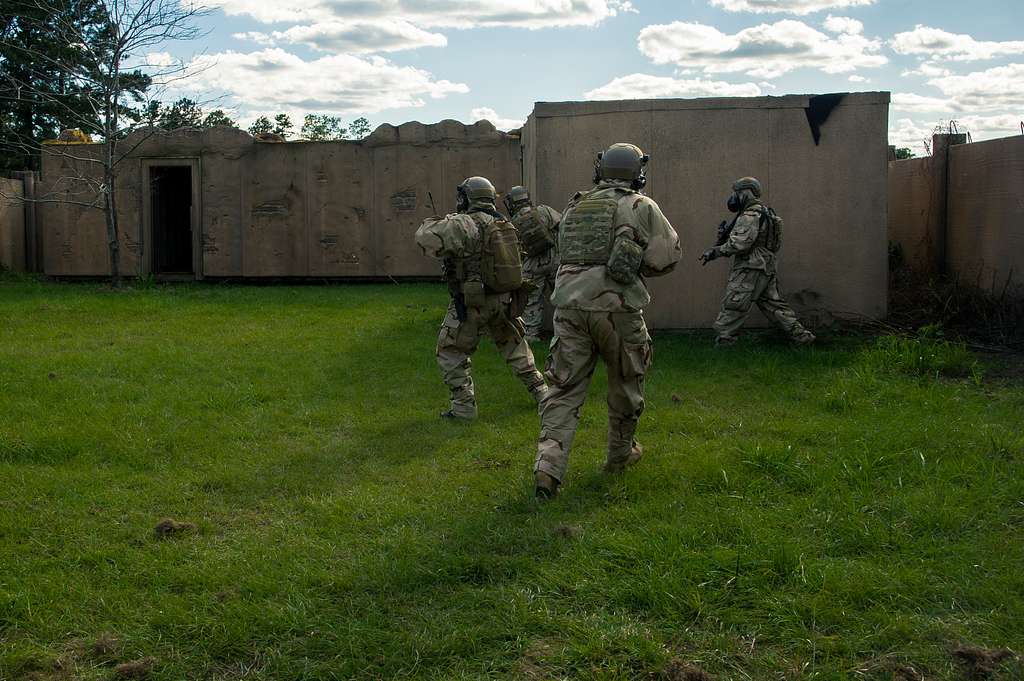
[234,19,447,54]
[927,62,1024,111]
[469,107,525,131]
[823,15,862,35]
[848,74,868,82]
[891,25,1024,62]
[900,61,952,78]
[888,117,933,154]
[955,114,1024,142]
[182,49,468,118]
[891,92,955,113]
[637,19,886,78]
[710,0,875,15]
[144,52,175,68]
[585,73,762,100]
[207,0,632,28]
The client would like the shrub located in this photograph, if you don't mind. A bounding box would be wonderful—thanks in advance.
[864,324,979,379]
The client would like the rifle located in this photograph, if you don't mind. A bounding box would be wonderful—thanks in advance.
[699,220,733,266]
[442,259,468,322]
[428,191,439,217]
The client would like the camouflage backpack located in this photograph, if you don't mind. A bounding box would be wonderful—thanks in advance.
[514,206,557,257]
[559,193,620,265]
[473,213,523,293]
[759,206,783,253]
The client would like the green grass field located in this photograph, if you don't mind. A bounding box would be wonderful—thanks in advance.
[1,278,1022,680]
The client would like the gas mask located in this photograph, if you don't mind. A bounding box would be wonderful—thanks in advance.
[727,192,742,213]
[455,186,469,213]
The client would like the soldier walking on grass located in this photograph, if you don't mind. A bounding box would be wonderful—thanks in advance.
[533,143,681,499]
[700,177,815,347]
[415,176,549,420]
[504,186,562,343]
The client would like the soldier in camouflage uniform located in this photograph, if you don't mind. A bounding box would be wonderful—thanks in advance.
[701,177,815,346]
[504,186,562,343]
[415,176,548,420]
[534,144,682,499]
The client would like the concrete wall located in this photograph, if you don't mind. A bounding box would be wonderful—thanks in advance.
[521,92,891,328]
[39,121,520,278]
[0,177,25,271]
[888,155,937,273]
[947,135,1024,297]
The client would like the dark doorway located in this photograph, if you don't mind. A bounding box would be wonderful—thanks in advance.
[150,166,193,273]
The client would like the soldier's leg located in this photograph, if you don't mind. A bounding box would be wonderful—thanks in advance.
[597,311,650,470]
[535,309,599,485]
[436,303,483,419]
[757,275,815,343]
[713,268,760,345]
[486,299,547,402]
[521,272,547,341]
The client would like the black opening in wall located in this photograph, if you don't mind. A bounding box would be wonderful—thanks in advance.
[150,166,193,274]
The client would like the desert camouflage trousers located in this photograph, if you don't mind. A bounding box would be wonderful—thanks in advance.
[436,295,546,419]
[713,266,811,342]
[535,308,651,482]
[522,266,557,339]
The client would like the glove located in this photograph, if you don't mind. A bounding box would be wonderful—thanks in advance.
[699,248,719,266]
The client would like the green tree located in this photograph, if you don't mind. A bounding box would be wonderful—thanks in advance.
[272,113,293,139]
[301,113,347,141]
[348,117,371,139]
[0,0,152,171]
[158,97,203,129]
[202,109,237,128]
[895,147,915,160]
[249,116,273,136]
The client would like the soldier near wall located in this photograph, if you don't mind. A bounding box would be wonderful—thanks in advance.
[415,176,549,420]
[533,143,681,499]
[700,177,816,346]
[503,186,562,342]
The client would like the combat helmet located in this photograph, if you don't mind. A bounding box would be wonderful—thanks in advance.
[503,185,531,215]
[457,176,497,212]
[732,176,762,197]
[594,143,649,190]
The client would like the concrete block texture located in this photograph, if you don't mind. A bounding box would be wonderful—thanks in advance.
[39,121,520,279]
[947,135,1024,298]
[522,93,890,328]
[0,177,25,271]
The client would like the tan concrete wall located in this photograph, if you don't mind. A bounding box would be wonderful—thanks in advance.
[522,93,890,329]
[947,135,1024,297]
[888,156,937,273]
[0,177,25,271]
[39,121,520,278]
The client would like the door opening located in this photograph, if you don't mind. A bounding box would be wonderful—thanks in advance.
[150,165,193,274]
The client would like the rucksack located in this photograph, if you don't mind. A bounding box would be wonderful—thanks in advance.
[759,206,783,253]
[473,213,523,293]
[514,206,557,257]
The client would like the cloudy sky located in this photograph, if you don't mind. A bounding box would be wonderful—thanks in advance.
[155,0,1023,154]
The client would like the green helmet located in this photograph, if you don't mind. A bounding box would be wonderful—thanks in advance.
[594,143,649,189]
[503,185,530,214]
[732,176,762,198]
[456,176,496,212]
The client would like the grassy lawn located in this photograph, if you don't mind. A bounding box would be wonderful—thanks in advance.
[1,278,1022,680]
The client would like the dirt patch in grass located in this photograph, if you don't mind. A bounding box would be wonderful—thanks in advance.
[952,644,1016,679]
[660,658,712,680]
[554,524,582,539]
[154,518,196,538]
[113,657,157,678]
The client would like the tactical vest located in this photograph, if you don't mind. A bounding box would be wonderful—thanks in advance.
[559,190,627,265]
[758,206,783,253]
[514,206,557,257]
[472,212,523,293]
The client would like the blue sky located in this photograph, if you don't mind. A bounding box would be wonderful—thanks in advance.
[154,0,1024,153]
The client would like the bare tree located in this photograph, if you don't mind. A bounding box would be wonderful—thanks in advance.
[0,0,210,286]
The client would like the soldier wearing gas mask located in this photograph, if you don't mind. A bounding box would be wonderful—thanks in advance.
[503,186,562,343]
[415,176,548,420]
[700,177,815,346]
[533,144,681,499]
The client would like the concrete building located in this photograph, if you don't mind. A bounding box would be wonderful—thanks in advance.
[24,92,891,328]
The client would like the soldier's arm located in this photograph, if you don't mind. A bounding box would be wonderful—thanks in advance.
[414,214,479,259]
[637,197,682,277]
[717,212,759,256]
[544,205,563,228]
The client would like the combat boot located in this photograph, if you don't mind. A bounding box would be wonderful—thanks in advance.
[534,470,559,500]
[604,440,643,473]
[792,330,816,346]
[714,335,738,348]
